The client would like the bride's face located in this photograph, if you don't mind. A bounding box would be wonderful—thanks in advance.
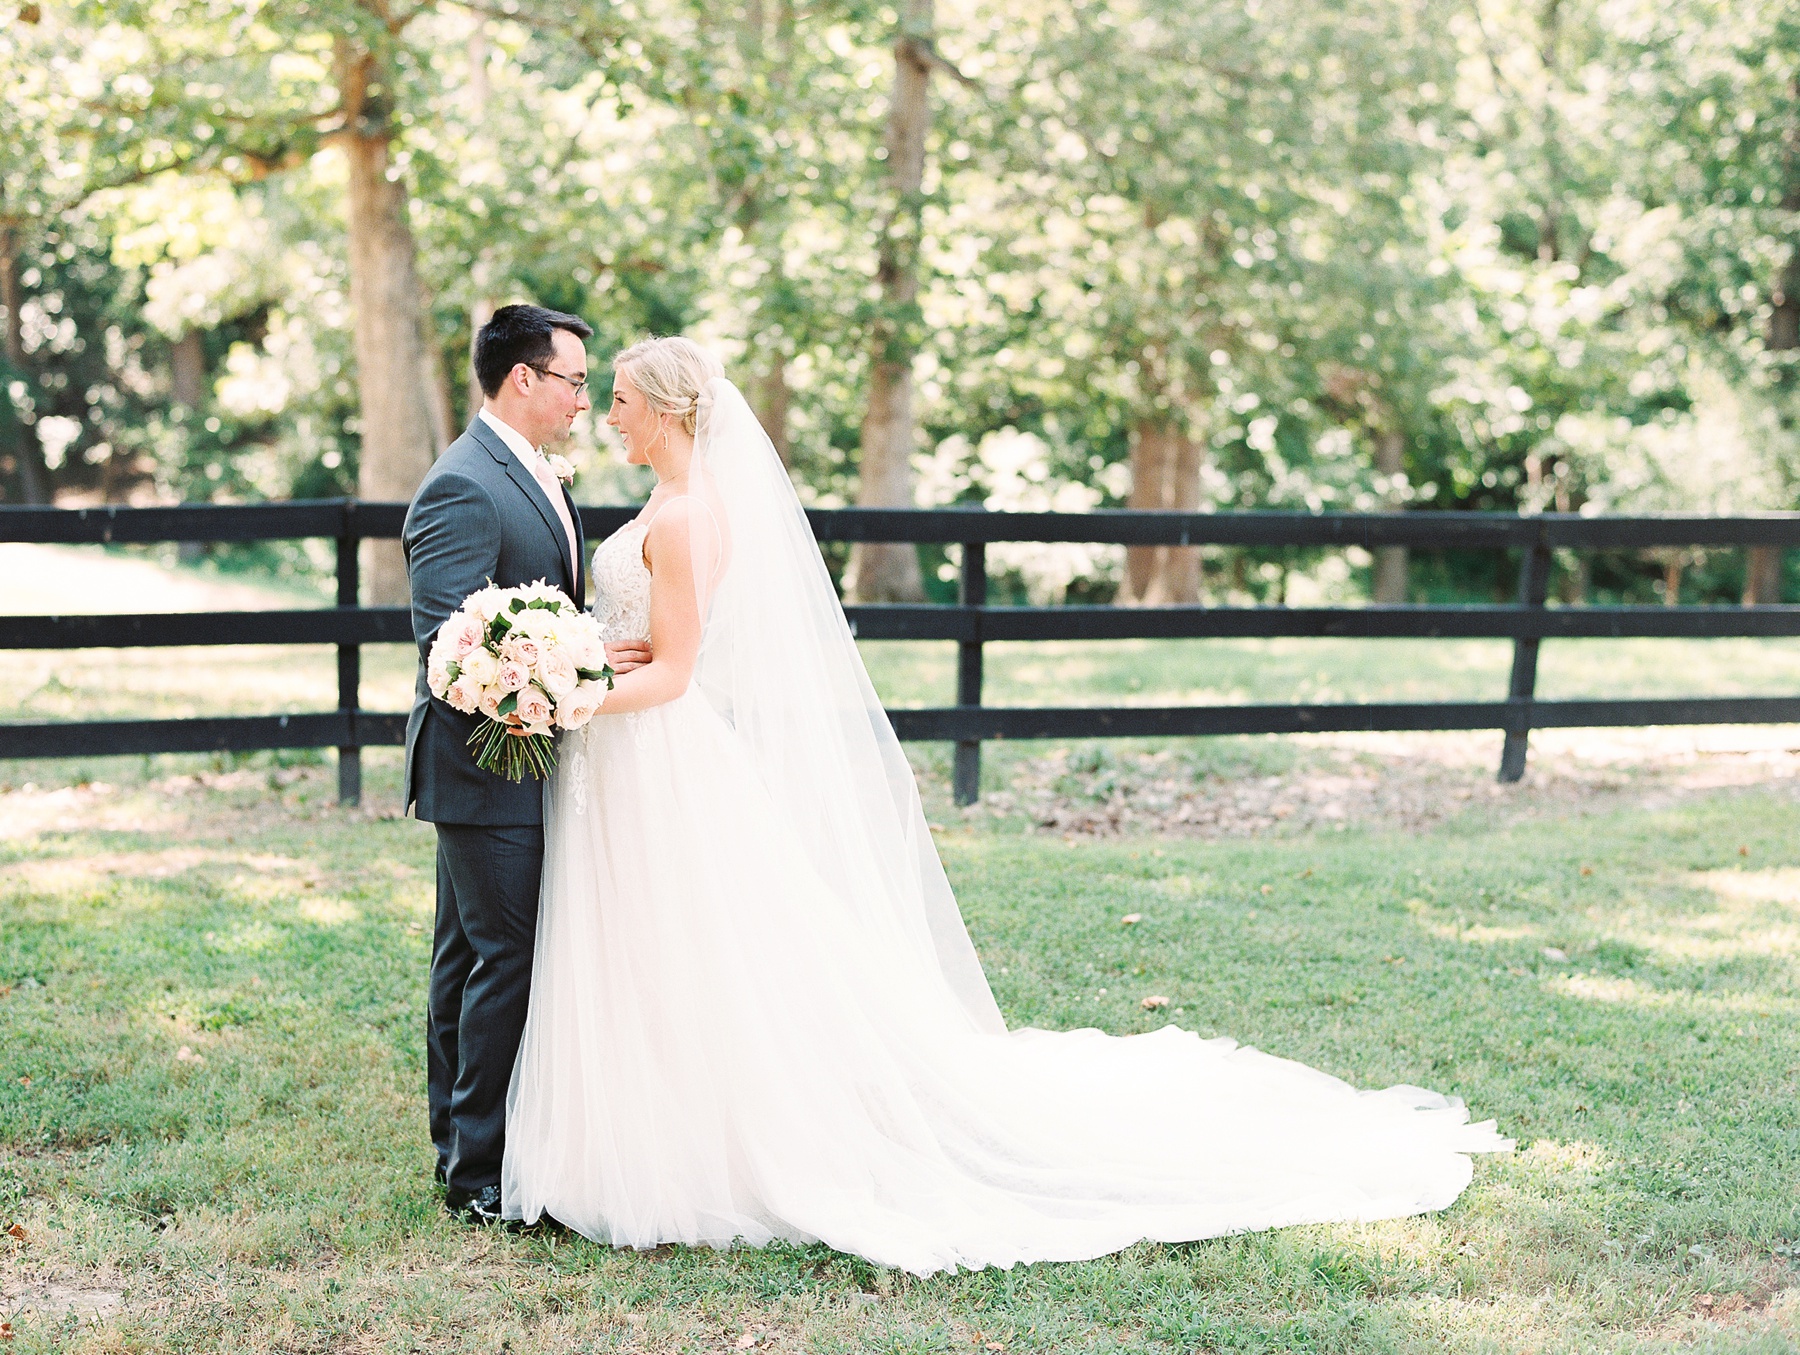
[606,368,661,466]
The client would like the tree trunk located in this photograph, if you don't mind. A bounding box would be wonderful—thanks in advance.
[844,0,931,603]
[465,23,496,429]
[1759,77,1800,599]
[739,0,795,471]
[468,295,495,425]
[418,283,456,454]
[338,40,439,606]
[1121,416,1200,605]
[750,354,792,465]
[1557,551,1589,604]
[171,329,207,410]
[1664,557,1683,606]
[171,329,207,550]
[0,223,48,505]
[1372,423,1409,604]
[1770,72,1800,354]
[1745,546,1783,605]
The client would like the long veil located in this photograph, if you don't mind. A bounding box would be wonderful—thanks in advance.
[686,377,1006,1036]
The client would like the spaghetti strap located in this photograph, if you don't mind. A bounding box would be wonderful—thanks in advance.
[641,494,721,542]
[638,493,726,582]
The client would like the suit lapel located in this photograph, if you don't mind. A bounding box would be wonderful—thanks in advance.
[469,417,578,597]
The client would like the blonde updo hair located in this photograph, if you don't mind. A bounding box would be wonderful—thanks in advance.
[612,336,726,436]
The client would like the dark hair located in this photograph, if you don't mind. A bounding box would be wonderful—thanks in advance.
[473,304,595,397]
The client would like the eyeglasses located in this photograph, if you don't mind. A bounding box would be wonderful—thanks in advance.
[528,365,589,396]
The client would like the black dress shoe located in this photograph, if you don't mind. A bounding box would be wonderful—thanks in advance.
[444,1183,505,1225]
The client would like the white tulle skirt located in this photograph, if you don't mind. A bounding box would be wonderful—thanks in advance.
[502,690,1508,1275]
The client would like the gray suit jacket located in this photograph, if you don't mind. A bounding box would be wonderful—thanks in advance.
[402,417,588,825]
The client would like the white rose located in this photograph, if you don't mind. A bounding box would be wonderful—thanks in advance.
[562,623,606,672]
[461,647,499,686]
[509,607,556,639]
[537,647,579,698]
[477,684,506,720]
[444,673,482,714]
[427,650,455,698]
[463,587,506,624]
[555,679,607,730]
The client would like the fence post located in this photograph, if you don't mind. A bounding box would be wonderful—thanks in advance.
[336,503,362,807]
[1498,529,1553,782]
[953,540,986,806]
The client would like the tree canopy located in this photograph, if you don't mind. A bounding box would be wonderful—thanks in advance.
[4,0,1797,602]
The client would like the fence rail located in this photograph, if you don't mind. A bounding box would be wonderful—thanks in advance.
[6,500,1800,806]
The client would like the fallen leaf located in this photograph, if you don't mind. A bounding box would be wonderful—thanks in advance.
[1740,845,1750,856]
[1259,884,1273,895]
[1,1319,12,1340]
[1542,947,1568,962]
[1141,995,1170,1010]
[175,1046,204,1064]
[15,1077,27,1088]
[1120,913,1142,926]
[735,1334,758,1351]
[987,1344,1006,1352]
[6,1223,24,1242]
[1580,866,1593,877]
[1299,868,1314,879]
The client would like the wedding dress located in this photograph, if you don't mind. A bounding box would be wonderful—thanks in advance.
[501,379,1507,1275]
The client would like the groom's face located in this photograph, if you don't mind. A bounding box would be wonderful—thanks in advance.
[520,329,591,447]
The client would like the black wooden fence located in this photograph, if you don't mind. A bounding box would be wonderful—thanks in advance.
[6,500,1800,807]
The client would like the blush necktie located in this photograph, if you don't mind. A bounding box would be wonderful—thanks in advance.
[528,449,580,589]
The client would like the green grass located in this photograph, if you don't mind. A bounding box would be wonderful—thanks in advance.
[2,755,1798,1351]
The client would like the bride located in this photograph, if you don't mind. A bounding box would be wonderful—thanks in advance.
[500,336,1507,1274]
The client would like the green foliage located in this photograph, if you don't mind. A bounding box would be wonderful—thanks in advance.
[6,0,1800,601]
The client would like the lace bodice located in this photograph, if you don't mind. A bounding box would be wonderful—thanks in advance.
[590,520,653,643]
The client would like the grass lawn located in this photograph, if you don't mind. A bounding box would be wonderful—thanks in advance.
[2,753,1799,1353]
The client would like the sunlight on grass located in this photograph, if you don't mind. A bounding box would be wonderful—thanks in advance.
[5,552,1800,1351]
[3,763,1796,1352]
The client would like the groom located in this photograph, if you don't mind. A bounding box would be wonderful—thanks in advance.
[403,304,646,1224]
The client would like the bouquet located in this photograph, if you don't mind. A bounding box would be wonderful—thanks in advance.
[426,580,614,782]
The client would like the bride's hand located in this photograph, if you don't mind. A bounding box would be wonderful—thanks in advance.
[604,639,653,674]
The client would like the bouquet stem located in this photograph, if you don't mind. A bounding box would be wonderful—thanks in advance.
[467,720,560,782]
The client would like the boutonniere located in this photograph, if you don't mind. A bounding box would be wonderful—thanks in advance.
[546,453,576,486]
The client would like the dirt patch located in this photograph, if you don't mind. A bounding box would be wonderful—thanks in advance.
[1,1280,125,1320]
[959,725,1800,839]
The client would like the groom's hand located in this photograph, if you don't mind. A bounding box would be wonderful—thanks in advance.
[604,640,652,674]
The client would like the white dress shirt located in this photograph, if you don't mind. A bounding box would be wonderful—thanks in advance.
[479,407,578,584]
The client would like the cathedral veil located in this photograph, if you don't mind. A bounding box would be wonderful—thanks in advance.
[684,377,1006,1036]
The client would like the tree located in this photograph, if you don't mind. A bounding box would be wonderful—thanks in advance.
[962,0,1454,602]
[332,14,445,602]
[83,0,454,602]
[843,0,943,602]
